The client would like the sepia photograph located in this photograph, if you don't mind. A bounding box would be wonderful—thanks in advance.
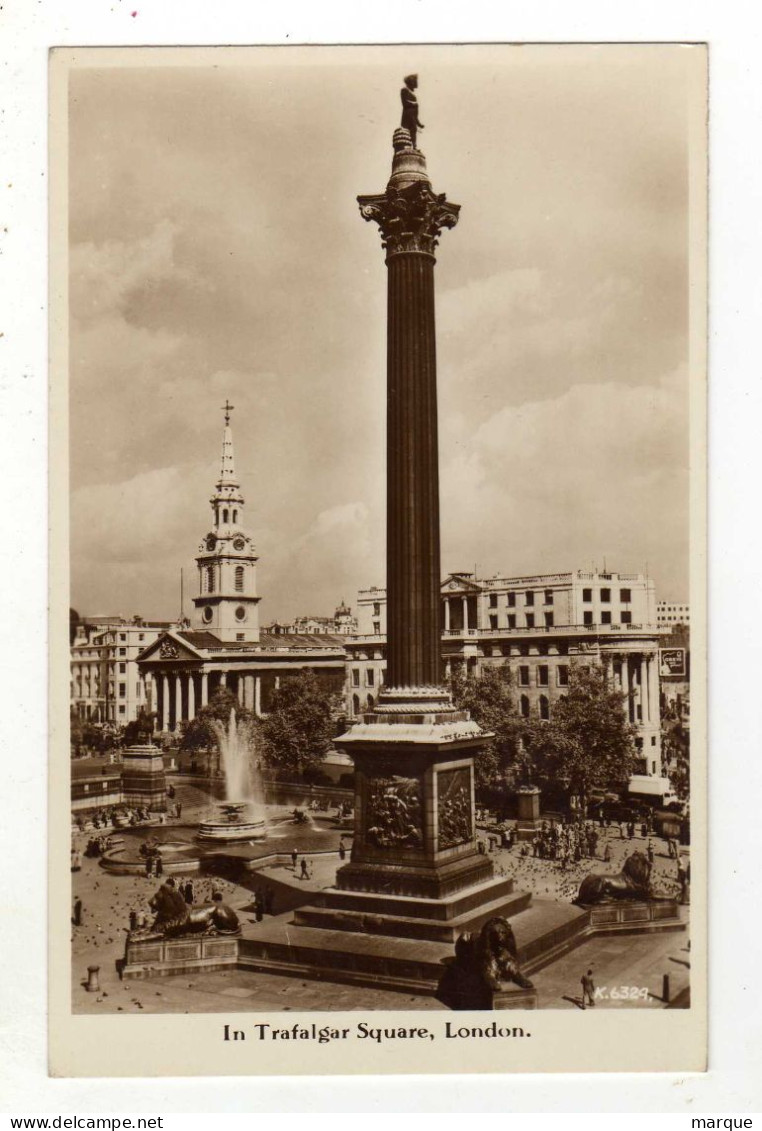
[50,42,707,1076]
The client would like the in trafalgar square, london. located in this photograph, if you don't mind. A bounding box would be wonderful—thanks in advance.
[65,57,696,1028]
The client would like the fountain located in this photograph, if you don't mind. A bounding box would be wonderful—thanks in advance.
[196,708,267,842]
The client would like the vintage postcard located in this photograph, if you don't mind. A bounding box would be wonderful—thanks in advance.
[49,43,707,1076]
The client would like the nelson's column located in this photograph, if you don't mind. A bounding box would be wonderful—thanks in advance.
[325,79,525,934]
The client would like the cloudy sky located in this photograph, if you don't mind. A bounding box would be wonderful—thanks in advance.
[67,44,699,623]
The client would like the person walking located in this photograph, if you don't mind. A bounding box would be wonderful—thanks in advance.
[155,853,164,878]
[183,880,194,905]
[73,897,83,926]
[338,838,347,861]
[145,855,153,878]
[581,969,595,1009]
[300,858,310,881]
[291,847,299,871]
[603,842,612,864]
[647,841,655,866]
[254,890,264,923]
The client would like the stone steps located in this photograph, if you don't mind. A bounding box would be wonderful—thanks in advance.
[294,889,532,943]
[316,874,517,922]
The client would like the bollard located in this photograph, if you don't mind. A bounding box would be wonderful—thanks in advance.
[86,965,101,993]
[662,973,670,1003]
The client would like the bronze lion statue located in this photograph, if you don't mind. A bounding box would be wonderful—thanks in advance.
[576,850,652,905]
[437,916,534,1010]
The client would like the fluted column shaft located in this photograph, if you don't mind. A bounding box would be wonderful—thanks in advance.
[386,250,441,689]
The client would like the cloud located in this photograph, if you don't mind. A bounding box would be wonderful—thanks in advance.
[441,366,688,594]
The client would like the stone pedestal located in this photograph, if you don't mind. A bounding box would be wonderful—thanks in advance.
[121,744,167,811]
[515,786,542,842]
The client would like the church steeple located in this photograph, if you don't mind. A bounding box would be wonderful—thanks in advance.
[193,402,260,643]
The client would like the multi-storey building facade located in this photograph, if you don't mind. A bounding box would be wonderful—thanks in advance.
[349,569,669,796]
[71,617,175,724]
[263,602,358,637]
[657,600,690,626]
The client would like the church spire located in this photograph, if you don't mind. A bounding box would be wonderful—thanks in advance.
[218,400,237,487]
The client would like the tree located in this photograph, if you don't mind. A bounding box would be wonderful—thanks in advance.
[257,670,342,780]
[123,708,156,746]
[449,665,526,793]
[524,664,637,815]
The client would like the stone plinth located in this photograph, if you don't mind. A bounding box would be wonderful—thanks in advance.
[121,744,167,811]
[515,786,542,842]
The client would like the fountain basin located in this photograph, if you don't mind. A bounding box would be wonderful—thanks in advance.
[196,800,267,843]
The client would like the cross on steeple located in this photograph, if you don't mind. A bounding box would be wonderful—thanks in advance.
[222,399,235,426]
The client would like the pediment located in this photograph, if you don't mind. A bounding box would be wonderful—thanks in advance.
[441,573,483,593]
[136,631,204,664]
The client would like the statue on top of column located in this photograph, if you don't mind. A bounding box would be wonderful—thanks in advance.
[401,74,424,149]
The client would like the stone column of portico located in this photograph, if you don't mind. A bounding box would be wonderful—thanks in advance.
[188,673,195,721]
[201,670,209,708]
[175,673,183,728]
[254,675,261,716]
[443,598,450,632]
[462,596,469,633]
[648,653,660,725]
[620,656,631,722]
[161,674,169,731]
[219,671,227,688]
[640,655,649,723]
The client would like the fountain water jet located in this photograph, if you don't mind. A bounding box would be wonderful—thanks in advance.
[196,708,267,842]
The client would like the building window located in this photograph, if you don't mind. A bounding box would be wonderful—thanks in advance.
[119,634,126,642]
[139,634,144,641]
[621,611,632,624]
[234,565,244,592]
[367,670,375,687]
[136,683,140,697]
[525,591,535,606]
[584,611,593,626]
[544,612,554,627]
[118,648,125,657]
[507,592,516,607]
[519,666,530,686]
[601,588,611,602]
[520,694,530,718]
[583,588,592,602]
[352,668,360,687]
[538,665,549,686]
[558,664,569,686]
[651,736,657,746]
[119,662,126,673]
[620,588,631,603]
[489,614,498,629]
[118,683,126,698]
[236,633,245,641]
[352,694,360,715]
[206,565,215,593]
[544,590,553,605]
[601,611,612,625]
[539,695,550,720]
[233,510,238,523]
[223,509,229,523]
[526,614,535,629]
[235,606,246,622]
[373,602,381,616]
[507,614,516,629]
[489,594,498,608]
[119,705,125,715]
[373,621,381,635]
[367,694,374,709]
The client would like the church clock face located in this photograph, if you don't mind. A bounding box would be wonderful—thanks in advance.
[233,537,245,551]
[206,535,216,551]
